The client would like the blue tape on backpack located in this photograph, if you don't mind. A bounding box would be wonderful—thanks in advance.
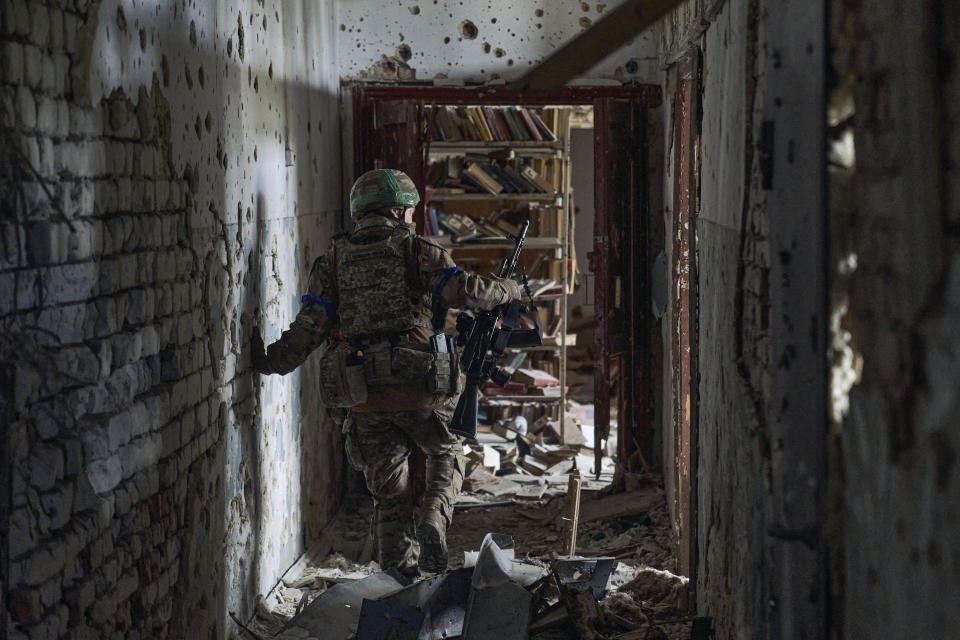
[301,294,338,318]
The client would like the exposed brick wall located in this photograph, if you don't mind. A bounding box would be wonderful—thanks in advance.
[1,1,342,638]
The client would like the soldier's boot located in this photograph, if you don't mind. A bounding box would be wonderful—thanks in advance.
[376,500,420,577]
[415,507,448,574]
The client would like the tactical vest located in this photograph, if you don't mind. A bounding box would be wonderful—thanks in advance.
[334,226,433,340]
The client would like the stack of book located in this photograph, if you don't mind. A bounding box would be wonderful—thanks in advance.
[427,156,557,196]
[430,105,558,142]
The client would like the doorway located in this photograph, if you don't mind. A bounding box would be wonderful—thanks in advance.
[349,84,662,478]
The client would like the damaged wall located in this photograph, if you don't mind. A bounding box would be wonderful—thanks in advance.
[335,0,660,84]
[1,1,343,638]
[661,0,826,637]
[831,0,960,636]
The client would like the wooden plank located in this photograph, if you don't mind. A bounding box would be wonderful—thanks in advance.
[578,489,661,523]
[508,0,686,93]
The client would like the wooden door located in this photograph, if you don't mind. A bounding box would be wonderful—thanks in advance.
[593,97,649,478]
[352,93,426,231]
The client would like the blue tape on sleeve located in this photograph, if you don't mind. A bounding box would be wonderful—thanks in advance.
[433,266,462,299]
[301,294,338,318]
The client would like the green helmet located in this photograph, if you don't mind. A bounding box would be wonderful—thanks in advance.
[349,168,420,219]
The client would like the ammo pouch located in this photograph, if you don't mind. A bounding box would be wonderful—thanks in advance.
[317,342,368,407]
[363,342,460,397]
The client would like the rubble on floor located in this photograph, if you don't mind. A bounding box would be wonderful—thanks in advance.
[459,403,616,505]
[236,472,692,640]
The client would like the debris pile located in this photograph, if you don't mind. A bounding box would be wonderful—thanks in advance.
[238,473,696,640]
[458,402,616,505]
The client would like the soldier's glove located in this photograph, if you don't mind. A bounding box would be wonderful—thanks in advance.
[251,326,270,374]
[500,277,523,302]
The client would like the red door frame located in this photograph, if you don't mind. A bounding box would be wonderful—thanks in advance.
[671,50,701,580]
[351,83,662,472]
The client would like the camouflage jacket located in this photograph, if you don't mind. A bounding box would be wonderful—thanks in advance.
[259,214,517,375]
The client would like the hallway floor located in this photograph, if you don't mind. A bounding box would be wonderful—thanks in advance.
[239,474,691,639]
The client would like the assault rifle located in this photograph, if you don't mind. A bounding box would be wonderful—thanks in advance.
[449,220,543,438]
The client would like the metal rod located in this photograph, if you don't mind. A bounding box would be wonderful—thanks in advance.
[562,468,583,555]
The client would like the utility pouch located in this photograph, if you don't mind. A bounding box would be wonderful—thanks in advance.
[318,342,368,407]
[363,342,395,386]
[425,334,460,397]
[390,346,435,380]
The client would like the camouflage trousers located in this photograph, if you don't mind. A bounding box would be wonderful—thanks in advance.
[343,400,465,574]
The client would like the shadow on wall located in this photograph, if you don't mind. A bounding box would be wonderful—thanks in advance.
[1,2,343,639]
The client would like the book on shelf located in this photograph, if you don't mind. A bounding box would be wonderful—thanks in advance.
[546,314,563,337]
[541,332,577,347]
[513,368,560,387]
[437,212,481,241]
[428,105,560,143]
[462,163,504,194]
[426,203,442,236]
[520,165,556,194]
[528,109,557,141]
[518,108,543,141]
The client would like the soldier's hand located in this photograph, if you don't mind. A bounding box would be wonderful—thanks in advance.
[251,326,269,373]
[501,277,522,301]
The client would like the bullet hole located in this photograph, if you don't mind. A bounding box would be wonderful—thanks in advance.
[254,75,258,92]
[205,112,212,132]
[139,27,147,50]
[535,9,544,17]
[494,47,505,57]
[409,5,420,14]
[581,2,590,11]
[189,20,197,46]
[579,16,593,28]
[254,146,258,161]
[194,115,202,139]
[396,44,412,61]
[536,23,542,29]
[263,15,267,29]
[227,37,233,57]
[491,17,497,23]
[507,59,513,66]
[184,63,193,89]
[237,16,245,60]
[116,7,127,30]
[198,65,205,88]
[340,24,346,31]
[161,55,170,86]
[248,65,252,86]
[268,62,273,79]
[625,58,639,74]
[458,20,478,40]
[444,36,450,44]
[482,42,491,54]
[400,33,405,41]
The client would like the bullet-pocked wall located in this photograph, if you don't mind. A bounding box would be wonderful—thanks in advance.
[1,1,343,638]
[335,0,660,83]
[662,0,827,637]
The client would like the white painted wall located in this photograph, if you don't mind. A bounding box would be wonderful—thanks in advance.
[335,0,661,83]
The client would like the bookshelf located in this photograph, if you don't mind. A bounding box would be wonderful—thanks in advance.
[423,104,574,427]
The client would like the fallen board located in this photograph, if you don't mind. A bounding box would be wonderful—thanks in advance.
[578,490,662,522]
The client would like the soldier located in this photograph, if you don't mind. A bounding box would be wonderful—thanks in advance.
[250,168,521,576]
